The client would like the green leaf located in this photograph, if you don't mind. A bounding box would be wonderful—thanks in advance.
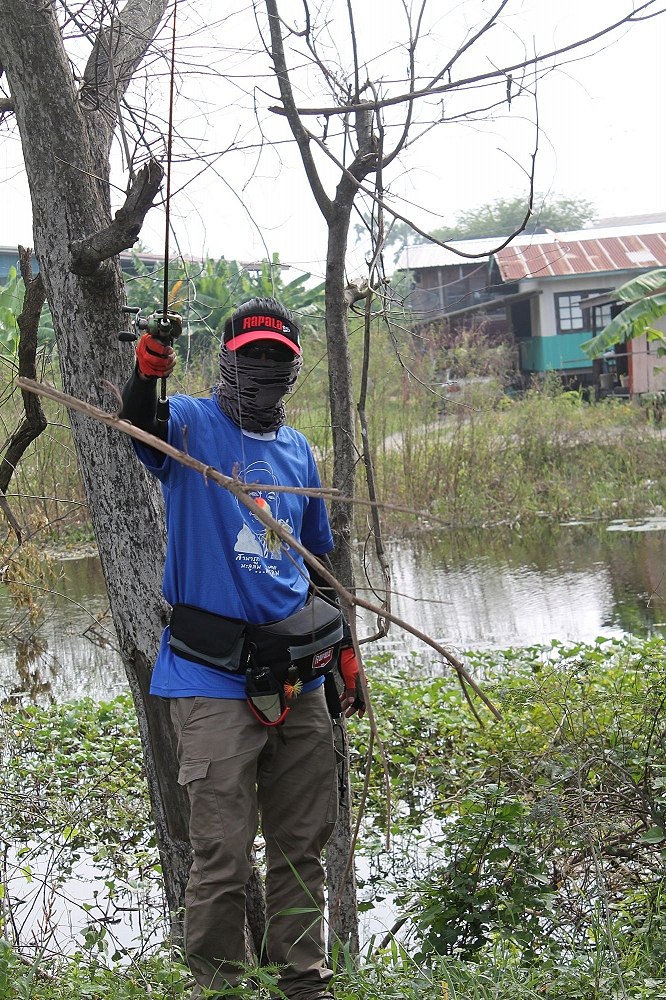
[640,826,666,844]
[615,268,666,303]
[581,291,666,357]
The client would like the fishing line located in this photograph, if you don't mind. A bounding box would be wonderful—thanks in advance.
[162,0,178,324]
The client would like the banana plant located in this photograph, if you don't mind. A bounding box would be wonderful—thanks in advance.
[582,269,666,358]
[125,252,325,358]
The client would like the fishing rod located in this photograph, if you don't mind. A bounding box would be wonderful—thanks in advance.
[119,0,182,422]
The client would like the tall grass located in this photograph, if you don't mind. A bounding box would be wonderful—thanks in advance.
[373,383,666,529]
[3,322,666,546]
[1,348,89,546]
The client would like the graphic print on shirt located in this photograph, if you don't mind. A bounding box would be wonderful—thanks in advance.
[234,460,293,571]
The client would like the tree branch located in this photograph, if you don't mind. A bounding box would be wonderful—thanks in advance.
[69,158,164,276]
[17,375,502,722]
[300,109,539,261]
[268,0,663,118]
[263,0,334,222]
[80,0,168,124]
[0,249,48,541]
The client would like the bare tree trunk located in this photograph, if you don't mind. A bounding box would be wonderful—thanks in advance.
[325,200,358,592]
[0,0,191,938]
[322,196,361,951]
[264,0,381,953]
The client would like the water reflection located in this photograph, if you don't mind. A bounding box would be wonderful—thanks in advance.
[1,554,126,702]
[359,519,666,659]
[2,520,666,700]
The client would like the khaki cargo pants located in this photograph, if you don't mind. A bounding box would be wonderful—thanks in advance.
[170,686,338,1000]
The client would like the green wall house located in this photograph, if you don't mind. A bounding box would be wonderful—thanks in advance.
[396,217,666,386]
[492,223,666,379]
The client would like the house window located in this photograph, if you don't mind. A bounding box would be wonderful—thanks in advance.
[555,291,613,333]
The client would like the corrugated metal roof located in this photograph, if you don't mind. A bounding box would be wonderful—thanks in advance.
[394,237,502,270]
[394,220,666,275]
[495,230,666,281]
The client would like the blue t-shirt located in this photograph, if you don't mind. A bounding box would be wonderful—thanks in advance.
[135,395,334,698]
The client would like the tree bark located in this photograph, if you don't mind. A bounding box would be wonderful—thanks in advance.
[325,196,358,592]
[0,0,192,937]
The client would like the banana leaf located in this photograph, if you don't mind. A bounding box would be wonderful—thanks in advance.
[614,268,666,303]
[581,290,666,359]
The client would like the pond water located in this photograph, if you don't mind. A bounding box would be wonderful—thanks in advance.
[3,518,666,956]
[3,518,666,701]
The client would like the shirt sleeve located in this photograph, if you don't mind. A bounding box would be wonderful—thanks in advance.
[132,395,190,481]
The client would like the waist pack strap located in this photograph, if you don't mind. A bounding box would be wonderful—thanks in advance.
[169,598,344,684]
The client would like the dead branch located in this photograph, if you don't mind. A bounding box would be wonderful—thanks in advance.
[268,0,664,118]
[0,248,48,542]
[69,158,164,275]
[0,494,22,539]
[17,375,502,722]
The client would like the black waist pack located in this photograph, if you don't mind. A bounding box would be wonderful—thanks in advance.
[169,596,344,683]
[247,596,344,684]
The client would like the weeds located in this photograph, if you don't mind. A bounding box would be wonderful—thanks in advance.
[373,386,666,528]
[4,305,665,542]
[4,640,666,996]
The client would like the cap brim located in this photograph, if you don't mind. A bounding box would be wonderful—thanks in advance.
[225,331,301,355]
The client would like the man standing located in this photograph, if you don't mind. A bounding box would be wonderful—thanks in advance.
[121,297,364,999]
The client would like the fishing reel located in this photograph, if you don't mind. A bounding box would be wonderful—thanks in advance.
[119,306,182,424]
[118,305,183,344]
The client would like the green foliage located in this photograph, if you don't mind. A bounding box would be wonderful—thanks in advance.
[0,940,190,999]
[351,635,666,979]
[5,639,666,996]
[582,269,666,358]
[0,694,160,961]
[1,694,151,858]
[430,194,596,242]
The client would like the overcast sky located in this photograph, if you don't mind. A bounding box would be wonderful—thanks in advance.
[2,0,665,282]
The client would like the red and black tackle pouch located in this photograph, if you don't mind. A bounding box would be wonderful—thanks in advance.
[245,660,289,726]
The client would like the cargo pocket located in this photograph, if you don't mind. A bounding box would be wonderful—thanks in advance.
[177,758,225,845]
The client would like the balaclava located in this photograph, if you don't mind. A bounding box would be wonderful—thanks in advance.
[215,297,302,434]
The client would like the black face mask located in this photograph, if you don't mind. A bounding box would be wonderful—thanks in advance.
[215,347,302,433]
